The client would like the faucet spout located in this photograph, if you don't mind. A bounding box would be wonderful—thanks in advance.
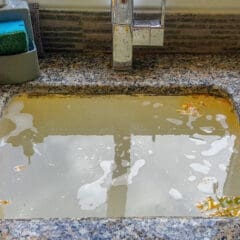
[112,0,166,70]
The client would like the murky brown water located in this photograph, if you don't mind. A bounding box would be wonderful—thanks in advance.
[0,94,239,219]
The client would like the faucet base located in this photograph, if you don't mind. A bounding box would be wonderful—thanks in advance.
[112,24,133,71]
[112,61,133,71]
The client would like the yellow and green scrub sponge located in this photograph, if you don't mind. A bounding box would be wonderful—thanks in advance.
[0,20,29,55]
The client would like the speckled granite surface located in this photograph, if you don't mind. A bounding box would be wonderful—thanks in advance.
[1,218,240,240]
[0,52,240,239]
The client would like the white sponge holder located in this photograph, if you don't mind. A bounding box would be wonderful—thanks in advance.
[0,0,40,84]
[0,0,8,8]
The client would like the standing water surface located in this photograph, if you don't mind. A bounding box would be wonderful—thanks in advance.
[0,94,239,218]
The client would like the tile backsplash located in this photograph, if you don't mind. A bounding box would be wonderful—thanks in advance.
[37,9,240,54]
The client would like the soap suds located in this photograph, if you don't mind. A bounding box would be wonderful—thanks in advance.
[0,139,6,147]
[200,127,215,134]
[153,103,163,108]
[189,134,206,145]
[190,163,210,174]
[112,159,146,186]
[4,101,37,140]
[77,161,113,210]
[216,114,228,129]
[166,118,183,126]
[197,177,218,194]
[169,188,183,200]
[188,176,197,182]
[184,154,196,160]
[202,135,236,157]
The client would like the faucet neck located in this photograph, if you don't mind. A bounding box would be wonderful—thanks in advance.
[112,0,133,25]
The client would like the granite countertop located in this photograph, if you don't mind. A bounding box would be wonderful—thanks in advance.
[0,52,240,239]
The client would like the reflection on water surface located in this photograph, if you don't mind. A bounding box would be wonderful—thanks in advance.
[0,94,239,218]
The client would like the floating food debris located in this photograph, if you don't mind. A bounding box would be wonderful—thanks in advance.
[0,200,10,206]
[13,165,26,172]
[177,101,206,117]
[197,196,240,217]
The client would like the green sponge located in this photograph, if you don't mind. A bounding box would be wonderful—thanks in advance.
[0,20,29,56]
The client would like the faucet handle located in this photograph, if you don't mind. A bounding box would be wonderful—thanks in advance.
[133,0,166,46]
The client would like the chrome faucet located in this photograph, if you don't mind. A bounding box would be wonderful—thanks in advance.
[112,0,166,70]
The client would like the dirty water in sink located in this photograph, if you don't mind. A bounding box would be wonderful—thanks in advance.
[0,94,239,219]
